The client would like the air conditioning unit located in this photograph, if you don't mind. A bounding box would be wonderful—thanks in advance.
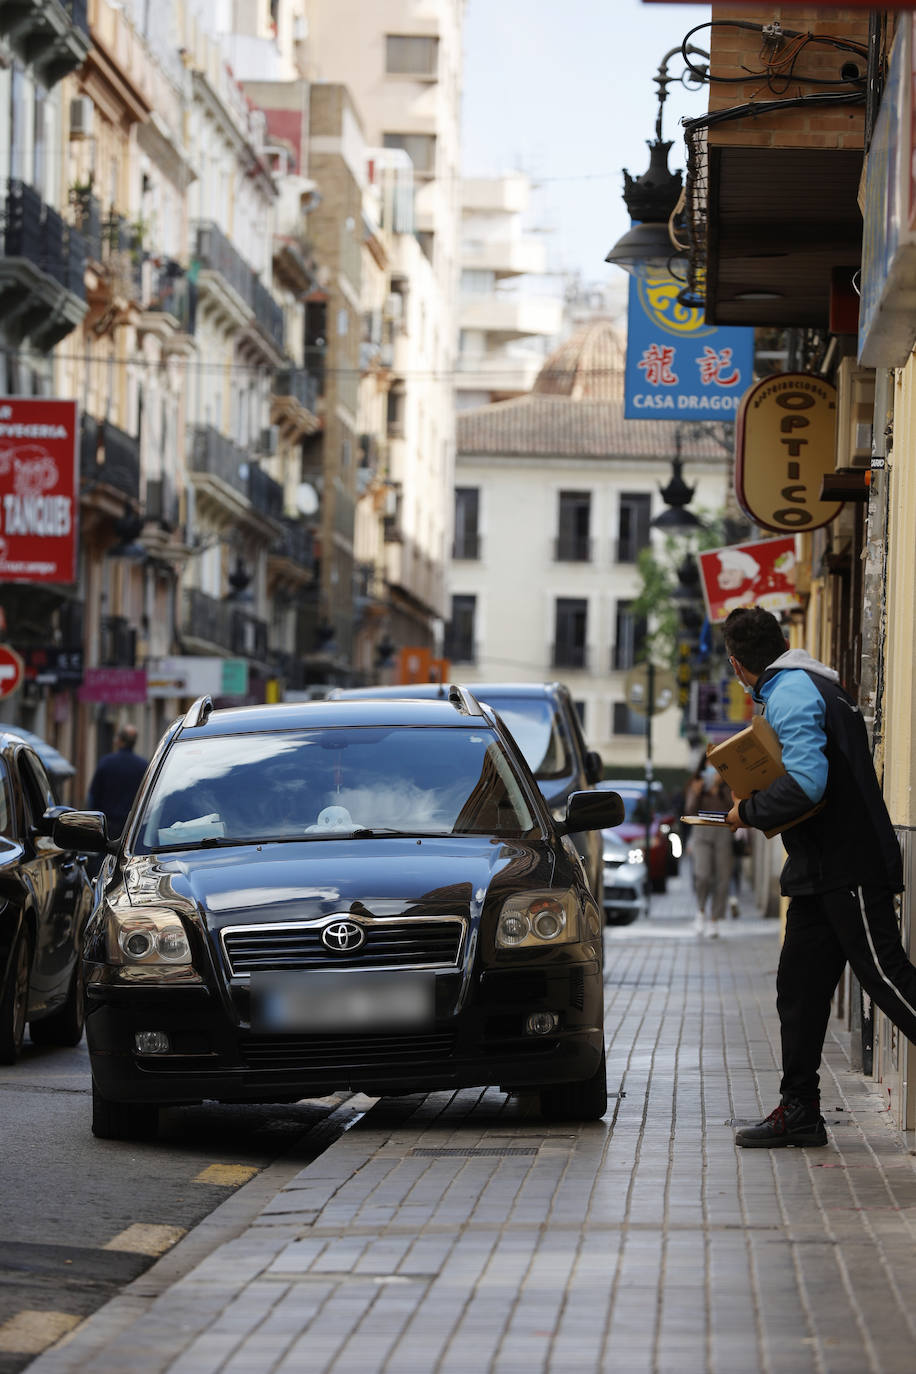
[260,425,279,456]
[835,357,875,470]
[70,97,94,140]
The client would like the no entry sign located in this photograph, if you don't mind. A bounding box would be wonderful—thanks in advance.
[0,644,25,699]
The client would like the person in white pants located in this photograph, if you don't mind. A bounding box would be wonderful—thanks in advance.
[684,763,734,936]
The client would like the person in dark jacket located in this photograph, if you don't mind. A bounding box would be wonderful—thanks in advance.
[722,606,914,1149]
[87,724,148,839]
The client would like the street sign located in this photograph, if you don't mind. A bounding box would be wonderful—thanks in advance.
[624,664,676,717]
[0,644,25,699]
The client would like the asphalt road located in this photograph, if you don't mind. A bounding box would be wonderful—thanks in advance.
[0,1036,353,1374]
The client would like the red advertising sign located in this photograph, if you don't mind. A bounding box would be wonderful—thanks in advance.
[697,537,802,625]
[0,645,25,699]
[0,398,78,583]
[78,668,147,704]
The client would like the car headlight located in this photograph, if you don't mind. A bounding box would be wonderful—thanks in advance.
[496,891,578,950]
[105,905,195,968]
[627,849,644,865]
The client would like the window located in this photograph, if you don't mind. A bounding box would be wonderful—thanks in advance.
[387,385,406,436]
[613,702,645,737]
[617,492,651,563]
[385,35,439,76]
[553,598,588,669]
[555,491,591,562]
[613,600,647,671]
[416,230,435,263]
[384,133,436,176]
[453,488,480,559]
[445,594,476,663]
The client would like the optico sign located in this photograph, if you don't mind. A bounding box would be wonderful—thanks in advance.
[0,397,79,583]
[735,373,842,533]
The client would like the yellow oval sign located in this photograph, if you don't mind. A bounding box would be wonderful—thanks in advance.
[736,373,842,533]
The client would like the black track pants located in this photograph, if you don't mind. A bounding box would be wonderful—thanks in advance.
[777,886,916,1101]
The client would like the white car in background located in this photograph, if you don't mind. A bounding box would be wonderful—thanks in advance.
[601,829,649,926]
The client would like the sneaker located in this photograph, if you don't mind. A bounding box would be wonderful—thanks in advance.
[735,1099,828,1148]
[707,922,719,939]
[693,911,705,935]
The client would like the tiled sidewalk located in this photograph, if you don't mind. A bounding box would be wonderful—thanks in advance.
[29,875,916,1374]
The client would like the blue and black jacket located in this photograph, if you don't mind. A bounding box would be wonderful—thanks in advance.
[737,649,903,896]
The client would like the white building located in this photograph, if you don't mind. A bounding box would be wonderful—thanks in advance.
[457,175,563,410]
[450,319,731,771]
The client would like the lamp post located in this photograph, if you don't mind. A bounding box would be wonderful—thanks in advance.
[605,44,708,278]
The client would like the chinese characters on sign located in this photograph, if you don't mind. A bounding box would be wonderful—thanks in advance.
[0,397,79,583]
[624,273,754,420]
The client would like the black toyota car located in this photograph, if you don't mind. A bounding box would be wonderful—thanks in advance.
[54,690,623,1140]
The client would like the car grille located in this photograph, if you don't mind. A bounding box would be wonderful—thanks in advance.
[605,885,637,901]
[239,1030,457,1072]
[221,918,465,976]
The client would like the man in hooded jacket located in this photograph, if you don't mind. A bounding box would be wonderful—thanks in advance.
[722,606,915,1148]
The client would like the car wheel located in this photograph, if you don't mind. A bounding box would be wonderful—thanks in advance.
[91,1082,160,1141]
[0,927,31,1065]
[30,958,85,1048]
[539,1045,607,1122]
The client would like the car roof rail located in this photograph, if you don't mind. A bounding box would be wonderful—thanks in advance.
[182,695,213,729]
[448,684,482,716]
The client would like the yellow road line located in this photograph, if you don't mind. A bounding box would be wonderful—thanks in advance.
[103,1223,187,1255]
[0,1310,81,1355]
[193,1163,259,1186]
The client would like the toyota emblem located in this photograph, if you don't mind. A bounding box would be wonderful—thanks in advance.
[321,920,365,952]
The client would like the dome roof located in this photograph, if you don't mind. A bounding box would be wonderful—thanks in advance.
[532,318,624,400]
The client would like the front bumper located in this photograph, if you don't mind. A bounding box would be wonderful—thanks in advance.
[85,959,605,1104]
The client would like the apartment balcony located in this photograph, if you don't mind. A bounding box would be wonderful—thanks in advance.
[80,416,140,504]
[247,462,284,522]
[143,259,196,336]
[271,367,320,439]
[181,587,268,662]
[461,237,546,279]
[99,614,137,669]
[455,350,543,398]
[553,535,592,563]
[144,476,180,531]
[195,222,285,359]
[459,293,563,341]
[0,179,87,349]
[460,176,529,215]
[190,425,248,501]
[0,0,90,88]
[551,644,589,671]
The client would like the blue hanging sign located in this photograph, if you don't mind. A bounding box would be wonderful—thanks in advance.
[624,272,755,421]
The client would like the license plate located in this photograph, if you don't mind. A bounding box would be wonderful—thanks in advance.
[250,970,435,1032]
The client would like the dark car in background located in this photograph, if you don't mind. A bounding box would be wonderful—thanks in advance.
[331,682,605,901]
[57,690,623,1140]
[0,731,93,1062]
[598,780,679,894]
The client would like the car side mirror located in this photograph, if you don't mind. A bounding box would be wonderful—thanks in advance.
[558,790,624,834]
[52,809,111,854]
[584,750,603,786]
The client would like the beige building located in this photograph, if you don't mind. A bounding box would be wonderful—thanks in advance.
[452,321,730,769]
[304,0,464,655]
[458,174,563,410]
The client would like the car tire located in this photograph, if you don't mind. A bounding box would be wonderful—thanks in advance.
[91,1083,160,1141]
[539,1045,607,1122]
[0,927,31,1065]
[29,959,85,1048]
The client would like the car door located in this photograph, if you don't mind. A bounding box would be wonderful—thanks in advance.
[15,747,85,1012]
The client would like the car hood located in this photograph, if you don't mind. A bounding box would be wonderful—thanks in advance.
[121,836,551,928]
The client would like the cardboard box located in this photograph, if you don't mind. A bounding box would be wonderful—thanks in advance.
[706,715,783,800]
[706,714,823,839]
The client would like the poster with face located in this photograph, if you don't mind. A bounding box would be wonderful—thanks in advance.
[697,537,800,624]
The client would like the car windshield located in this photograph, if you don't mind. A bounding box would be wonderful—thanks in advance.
[133,725,536,852]
[482,697,571,780]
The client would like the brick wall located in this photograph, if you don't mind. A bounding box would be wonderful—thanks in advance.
[707,5,870,149]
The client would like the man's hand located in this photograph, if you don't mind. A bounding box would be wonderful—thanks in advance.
[725,800,743,833]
